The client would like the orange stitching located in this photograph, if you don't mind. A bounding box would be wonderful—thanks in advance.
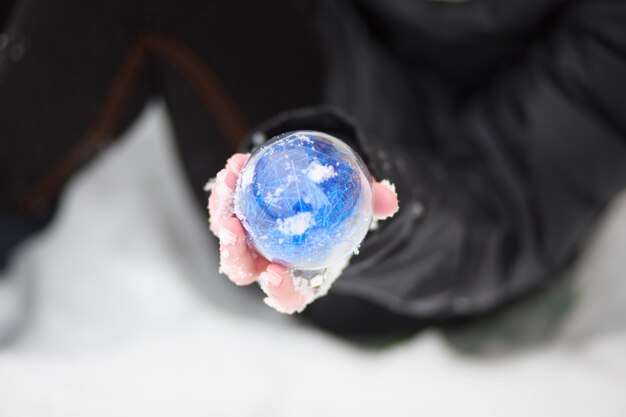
[141,33,249,146]
[19,32,249,215]
[18,39,148,215]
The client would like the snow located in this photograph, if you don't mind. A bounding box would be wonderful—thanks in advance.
[1,102,626,416]
[263,187,284,204]
[202,177,214,192]
[277,212,315,236]
[238,161,254,189]
[305,160,337,183]
[218,227,237,246]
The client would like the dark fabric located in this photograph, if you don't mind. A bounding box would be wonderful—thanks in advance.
[244,0,626,334]
[0,0,324,268]
[0,209,52,269]
[0,0,17,30]
[313,0,626,321]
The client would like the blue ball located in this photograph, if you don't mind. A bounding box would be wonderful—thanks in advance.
[234,131,373,270]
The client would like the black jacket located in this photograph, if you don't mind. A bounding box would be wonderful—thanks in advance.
[249,0,626,336]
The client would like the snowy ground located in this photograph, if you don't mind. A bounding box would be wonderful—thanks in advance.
[1,103,625,416]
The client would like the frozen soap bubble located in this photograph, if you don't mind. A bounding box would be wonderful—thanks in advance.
[234,131,373,272]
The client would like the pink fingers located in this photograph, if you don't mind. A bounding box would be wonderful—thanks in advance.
[207,153,249,236]
[372,179,399,220]
[226,153,248,174]
[218,216,266,286]
[259,264,309,314]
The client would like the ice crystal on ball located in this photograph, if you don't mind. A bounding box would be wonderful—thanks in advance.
[234,131,373,271]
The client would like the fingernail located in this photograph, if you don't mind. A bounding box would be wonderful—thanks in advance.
[266,268,283,286]
[218,226,237,246]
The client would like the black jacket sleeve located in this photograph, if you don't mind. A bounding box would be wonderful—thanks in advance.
[246,0,626,337]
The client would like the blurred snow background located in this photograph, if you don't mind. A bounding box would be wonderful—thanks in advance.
[0,102,625,416]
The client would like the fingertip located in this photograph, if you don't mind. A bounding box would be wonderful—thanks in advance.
[218,216,257,285]
[220,254,257,286]
[227,153,249,174]
[263,296,299,315]
[218,224,238,246]
[259,265,309,314]
[259,264,288,292]
[372,180,399,219]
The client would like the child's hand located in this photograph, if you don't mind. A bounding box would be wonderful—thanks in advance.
[208,153,399,314]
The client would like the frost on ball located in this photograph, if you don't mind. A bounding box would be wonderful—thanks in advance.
[234,131,373,271]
